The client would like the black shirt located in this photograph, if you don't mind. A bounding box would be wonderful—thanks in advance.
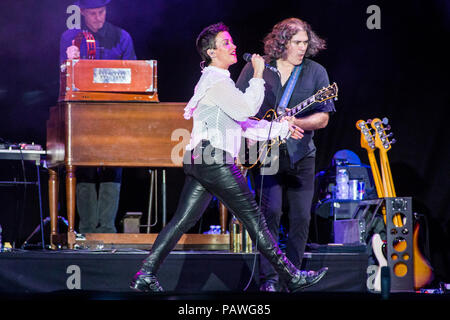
[236,58,336,164]
[60,22,136,62]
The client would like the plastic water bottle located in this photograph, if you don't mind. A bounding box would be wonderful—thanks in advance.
[212,225,221,234]
[204,225,221,234]
[205,225,215,234]
[336,168,349,199]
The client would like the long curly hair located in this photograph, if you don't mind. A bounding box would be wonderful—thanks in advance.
[264,18,326,61]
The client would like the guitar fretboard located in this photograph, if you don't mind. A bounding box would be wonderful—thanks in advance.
[275,96,316,121]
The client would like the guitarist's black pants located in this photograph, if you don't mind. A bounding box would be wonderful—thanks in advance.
[254,145,316,287]
[136,140,300,282]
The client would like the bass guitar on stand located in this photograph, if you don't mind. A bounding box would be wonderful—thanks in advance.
[357,118,433,291]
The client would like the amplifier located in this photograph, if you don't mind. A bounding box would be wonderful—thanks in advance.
[314,199,361,219]
[59,59,158,102]
[333,219,366,244]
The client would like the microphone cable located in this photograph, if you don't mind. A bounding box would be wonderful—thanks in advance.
[243,66,283,291]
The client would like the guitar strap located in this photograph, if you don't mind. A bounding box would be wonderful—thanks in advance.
[276,63,303,115]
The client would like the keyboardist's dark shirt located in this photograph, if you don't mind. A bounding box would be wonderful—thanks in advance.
[236,58,336,164]
[59,21,136,63]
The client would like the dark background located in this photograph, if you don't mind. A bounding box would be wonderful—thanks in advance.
[0,0,448,284]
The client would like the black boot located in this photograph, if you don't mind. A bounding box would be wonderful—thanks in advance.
[130,270,164,292]
[260,281,277,292]
[252,228,328,292]
[287,267,328,292]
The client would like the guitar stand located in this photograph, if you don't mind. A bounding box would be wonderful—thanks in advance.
[353,197,415,292]
[383,197,415,292]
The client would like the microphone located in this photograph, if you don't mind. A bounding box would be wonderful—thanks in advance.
[243,53,278,73]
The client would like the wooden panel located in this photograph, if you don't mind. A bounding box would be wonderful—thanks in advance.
[46,102,192,168]
[80,233,230,245]
[65,91,158,102]
[46,105,66,167]
[76,233,230,250]
[59,59,158,102]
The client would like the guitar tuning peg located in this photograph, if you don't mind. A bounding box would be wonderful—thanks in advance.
[382,117,389,125]
[387,132,394,138]
[366,119,372,124]
[384,125,391,131]
[390,138,397,144]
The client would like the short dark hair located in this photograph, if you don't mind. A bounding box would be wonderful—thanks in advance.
[196,22,229,67]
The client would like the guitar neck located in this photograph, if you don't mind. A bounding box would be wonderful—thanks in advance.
[367,151,384,198]
[379,151,396,198]
[275,96,316,121]
[365,149,387,224]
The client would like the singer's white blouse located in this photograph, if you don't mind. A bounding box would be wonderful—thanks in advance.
[184,66,289,158]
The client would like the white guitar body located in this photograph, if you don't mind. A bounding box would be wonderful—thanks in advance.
[372,233,387,292]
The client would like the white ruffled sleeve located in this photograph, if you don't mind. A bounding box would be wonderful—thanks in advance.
[183,67,230,119]
[240,118,290,141]
[205,77,265,122]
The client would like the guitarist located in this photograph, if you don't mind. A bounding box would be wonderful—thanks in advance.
[236,18,336,292]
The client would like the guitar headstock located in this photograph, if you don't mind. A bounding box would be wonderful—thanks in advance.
[314,82,338,103]
[356,120,376,152]
[371,117,396,152]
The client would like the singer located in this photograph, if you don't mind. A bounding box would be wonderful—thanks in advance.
[236,17,336,292]
[130,22,327,293]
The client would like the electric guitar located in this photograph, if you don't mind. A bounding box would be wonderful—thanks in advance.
[239,83,338,169]
[357,119,389,291]
[371,233,388,292]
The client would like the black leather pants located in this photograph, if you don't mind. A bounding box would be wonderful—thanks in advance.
[138,141,299,282]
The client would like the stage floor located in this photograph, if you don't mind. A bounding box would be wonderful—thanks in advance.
[0,247,368,294]
[1,248,449,312]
